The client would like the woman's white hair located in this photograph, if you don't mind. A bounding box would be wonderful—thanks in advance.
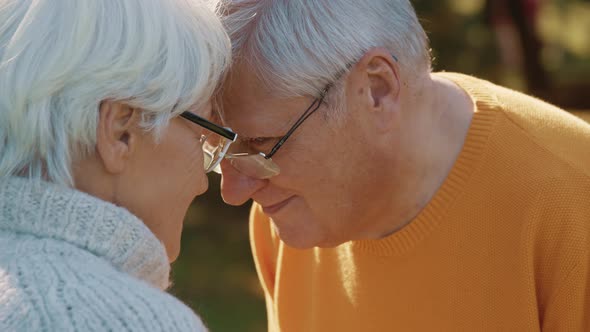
[0,0,230,186]
[217,0,430,101]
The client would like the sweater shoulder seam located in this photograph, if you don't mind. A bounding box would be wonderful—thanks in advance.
[499,110,590,180]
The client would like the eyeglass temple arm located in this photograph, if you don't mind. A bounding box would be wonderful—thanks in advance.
[266,93,326,159]
[180,112,237,141]
[263,52,398,159]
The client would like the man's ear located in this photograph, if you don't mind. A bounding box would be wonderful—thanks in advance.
[351,48,401,132]
[96,101,140,174]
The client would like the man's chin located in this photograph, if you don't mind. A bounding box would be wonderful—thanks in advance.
[270,220,317,250]
[270,220,343,250]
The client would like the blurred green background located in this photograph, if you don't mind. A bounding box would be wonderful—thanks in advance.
[169,1,590,331]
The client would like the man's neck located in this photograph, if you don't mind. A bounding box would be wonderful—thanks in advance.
[366,73,474,240]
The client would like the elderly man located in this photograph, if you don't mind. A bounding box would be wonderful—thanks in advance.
[216,0,590,331]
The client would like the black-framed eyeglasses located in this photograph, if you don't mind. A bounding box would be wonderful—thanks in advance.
[180,111,237,173]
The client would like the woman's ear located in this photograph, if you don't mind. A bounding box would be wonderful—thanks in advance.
[95,101,140,174]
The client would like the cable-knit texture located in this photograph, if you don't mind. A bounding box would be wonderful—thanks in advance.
[0,177,206,331]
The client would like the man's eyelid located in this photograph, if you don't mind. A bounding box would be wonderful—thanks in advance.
[240,136,281,146]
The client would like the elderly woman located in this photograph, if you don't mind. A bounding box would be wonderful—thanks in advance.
[0,0,235,330]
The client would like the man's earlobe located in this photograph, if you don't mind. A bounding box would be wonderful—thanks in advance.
[95,101,138,174]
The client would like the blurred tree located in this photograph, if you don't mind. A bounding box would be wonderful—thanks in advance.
[413,0,590,108]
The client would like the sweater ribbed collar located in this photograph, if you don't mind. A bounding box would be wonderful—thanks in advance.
[350,73,501,256]
[0,176,170,289]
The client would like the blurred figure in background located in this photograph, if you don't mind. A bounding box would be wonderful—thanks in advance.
[485,0,549,94]
[0,0,235,330]
[215,0,590,331]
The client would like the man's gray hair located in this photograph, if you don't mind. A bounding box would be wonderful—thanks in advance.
[217,0,430,100]
[0,0,230,186]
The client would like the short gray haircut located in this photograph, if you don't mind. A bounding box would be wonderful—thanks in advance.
[217,0,430,101]
[0,0,230,186]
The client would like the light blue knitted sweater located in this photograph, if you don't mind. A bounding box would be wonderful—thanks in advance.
[0,177,206,331]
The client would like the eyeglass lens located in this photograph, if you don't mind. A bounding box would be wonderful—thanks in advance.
[202,135,231,173]
[226,153,280,179]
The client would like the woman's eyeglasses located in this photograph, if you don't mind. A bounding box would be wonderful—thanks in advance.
[180,112,237,173]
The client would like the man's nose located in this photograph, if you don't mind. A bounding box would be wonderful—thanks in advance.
[219,159,265,206]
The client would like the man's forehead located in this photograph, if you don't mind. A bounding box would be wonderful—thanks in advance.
[220,79,275,121]
[219,93,308,138]
[219,63,311,135]
[219,98,291,137]
[222,63,269,102]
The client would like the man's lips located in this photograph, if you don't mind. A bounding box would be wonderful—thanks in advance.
[261,196,295,215]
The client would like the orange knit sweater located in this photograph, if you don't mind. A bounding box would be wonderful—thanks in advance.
[250,73,590,331]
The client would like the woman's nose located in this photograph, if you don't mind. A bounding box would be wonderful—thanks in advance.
[219,159,265,206]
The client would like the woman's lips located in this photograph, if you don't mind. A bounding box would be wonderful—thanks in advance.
[262,196,295,215]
